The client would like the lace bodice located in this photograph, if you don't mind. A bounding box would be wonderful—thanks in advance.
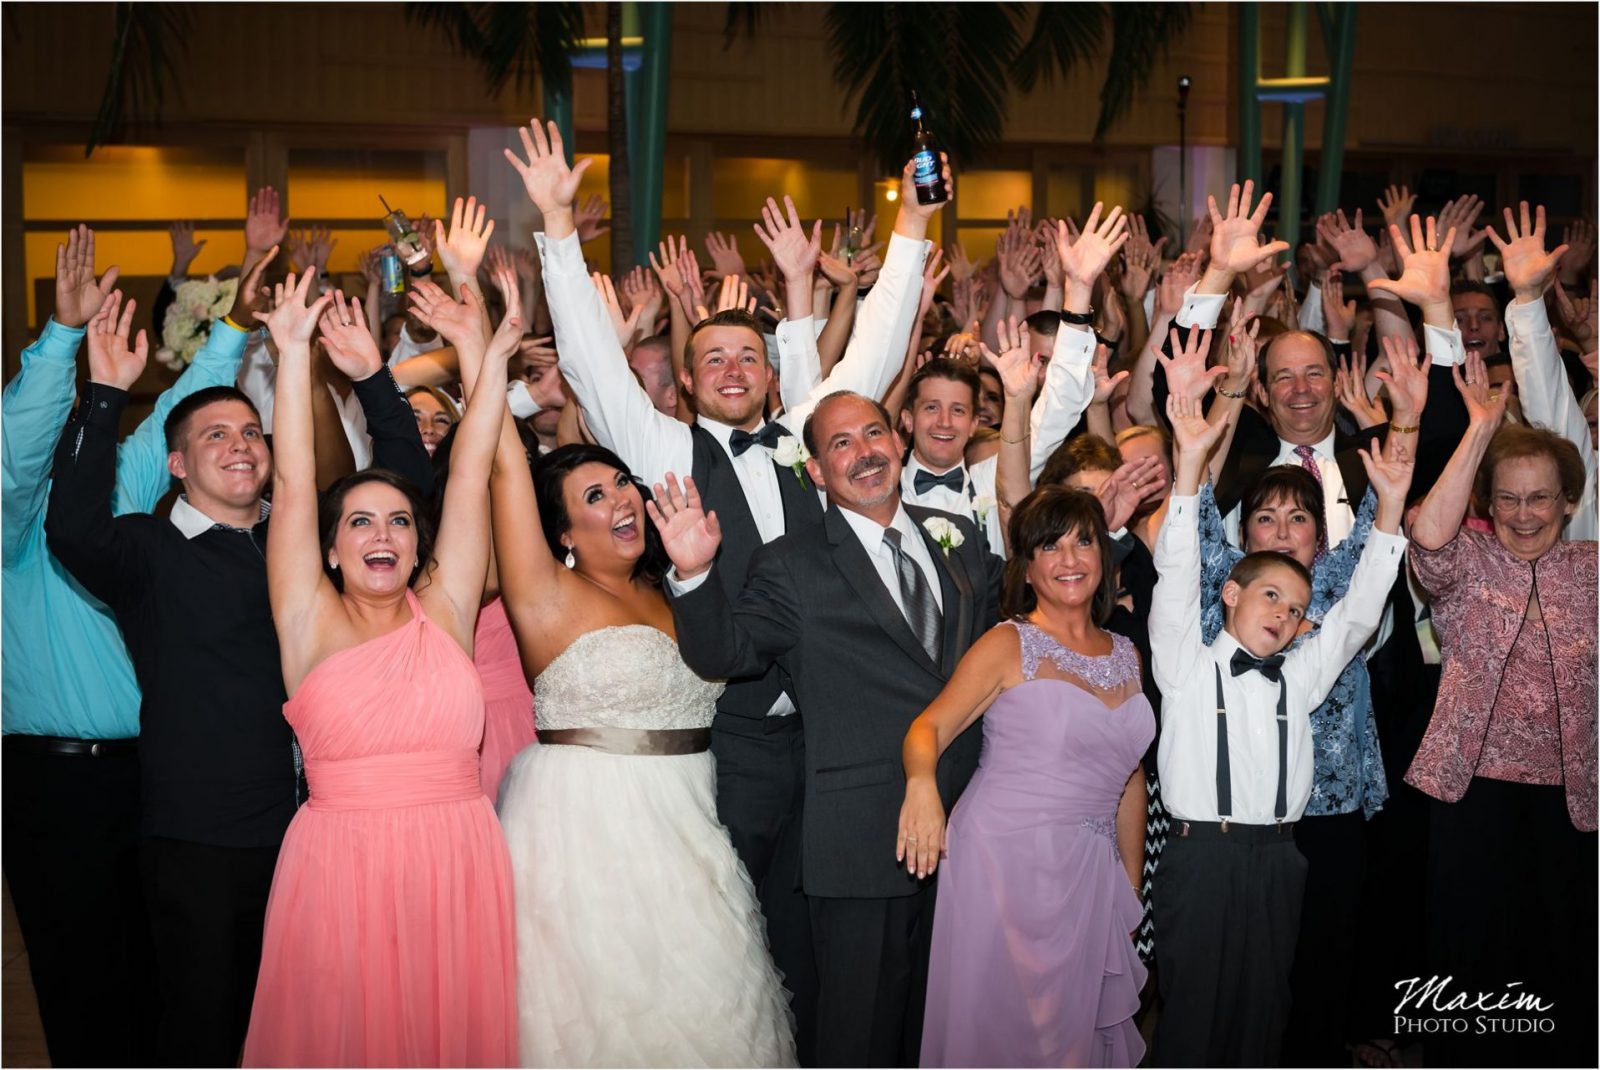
[533,625,724,732]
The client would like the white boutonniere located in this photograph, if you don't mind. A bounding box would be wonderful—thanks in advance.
[922,516,964,555]
[772,437,811,484]
[972,494,997,525]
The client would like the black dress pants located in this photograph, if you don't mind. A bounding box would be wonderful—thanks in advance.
[140,835,279,1067]
[808,885,936,1068]
[1420,778,1597,1068]
[2,739,155,1067]
[1151,821,1307,1068]
[1283,809,1367,1065]
[711,712,819,1064]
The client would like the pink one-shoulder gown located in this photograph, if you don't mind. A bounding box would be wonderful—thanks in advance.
[474,596,537,802]
[244,590,518,1067]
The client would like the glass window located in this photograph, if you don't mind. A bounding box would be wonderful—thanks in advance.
[959,169,1031,222]
[712,158,857,224]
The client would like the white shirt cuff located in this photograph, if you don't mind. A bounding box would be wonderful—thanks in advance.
[1175,285,1225,330]
[665,566,712,595]
[507,380,540,419]
[1053,323,1097,365]
[1423,323,1466,367]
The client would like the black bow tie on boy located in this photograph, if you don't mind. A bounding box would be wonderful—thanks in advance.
[728,423,789,457]
[913,467,966,495]
[1230,648,1285,683]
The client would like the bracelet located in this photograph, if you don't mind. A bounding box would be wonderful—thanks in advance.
[1216,382,1249,399]
[222,314,250,334]
[1000,432,1028,444]
[409,263,433,277]
[1388,422,1420,435]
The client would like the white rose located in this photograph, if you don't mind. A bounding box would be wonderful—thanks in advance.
[972,494,997,520]
[922,516,964,554]
[773,438,808,467]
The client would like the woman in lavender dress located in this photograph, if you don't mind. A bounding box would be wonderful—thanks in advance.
[900,487,1153,1068]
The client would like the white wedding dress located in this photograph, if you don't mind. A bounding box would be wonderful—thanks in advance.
[498,624,797,1068]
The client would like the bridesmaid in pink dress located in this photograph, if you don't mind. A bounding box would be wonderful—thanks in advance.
[475,594,537,800]
[243,252,523,1066]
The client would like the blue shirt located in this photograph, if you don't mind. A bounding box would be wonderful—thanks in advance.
[2,317,248,738]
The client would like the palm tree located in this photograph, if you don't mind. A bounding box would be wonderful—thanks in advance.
[604,2,634,268]
[86,3,191,155]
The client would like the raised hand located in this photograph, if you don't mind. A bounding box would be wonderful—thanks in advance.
[1356,438,1415,511]
[1184,212,1213,259]
[593,272,646,347]
[85,291,147,390]
[504,118,592,217]
[53,225,120,329]
[1553,277,1597,350]
[225,244,279,329]
[817,250,858,290]
[1240,257,1288,318]
[1316,209,1377,274]
[705,231,748,278]
[1367,215,1456,317]
[997,230,1042,300]
[1486,201,1569,302]
[1373,333,1429,423]
[678,248,708,317]
[317,290,385,381]
[1095,456,1165,531]
[899,154,953,222]
[1120,214,1166,301]
[1157,251,1204,318]
[917,247,950,316]
[947,241,976,282]
[854,243,885,288]
[648,235,691,304]
[1453,350,1508,428]
[1321,264,1357,340]
[1561,218,1596,283]
[358,246,384,288]
[256,268,333,348]
[1217,301,1262,398]
[1377,184,1415,231]
[574,193,610,244]
[620,266,665,334]
[753,195,823,283]
[981,316,1043,401]
[1057,202,1129,295]
[1155,326,1222,404]
[1091,342,1129,404]
[408,277,487,352]
[484,264,524,368]
[1436,195,1487,261]
[1335,353,1387,429]
[1207,180,1290,278]
[645,473,723,579]
[434,195,495,282]
[712,273,756,316]
[245,186,290,257]
[1166,388,1227,459]
[169,221,206,275]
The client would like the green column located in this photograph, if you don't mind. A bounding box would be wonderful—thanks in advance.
[632,2,673,265]
[545,71,574,165]
[1278,2,1309,278]
[1315,4,1357,214]
[1237,4,1261,187]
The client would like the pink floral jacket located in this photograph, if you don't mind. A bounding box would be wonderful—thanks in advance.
[1406,528,1597,831]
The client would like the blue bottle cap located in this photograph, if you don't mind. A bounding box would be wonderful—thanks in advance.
[910,106,923,120]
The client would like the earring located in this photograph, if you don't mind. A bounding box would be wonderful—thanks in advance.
[330,562,340,571]
[564,548,576,569]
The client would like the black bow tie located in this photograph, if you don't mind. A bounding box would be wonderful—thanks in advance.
[913,467,966,496]
[1230,648,1285,683]
[728,423,789,457]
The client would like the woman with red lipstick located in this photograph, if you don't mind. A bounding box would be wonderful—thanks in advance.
[243,265,522,1066]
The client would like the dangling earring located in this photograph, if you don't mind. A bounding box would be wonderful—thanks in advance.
[564,547,576,569]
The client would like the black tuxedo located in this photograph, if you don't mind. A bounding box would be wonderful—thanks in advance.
[671,501,1003,1065]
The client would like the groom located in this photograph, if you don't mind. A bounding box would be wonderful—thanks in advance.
[656,390,1004,1067]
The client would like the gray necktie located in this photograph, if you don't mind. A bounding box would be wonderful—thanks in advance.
[883,527,942,664]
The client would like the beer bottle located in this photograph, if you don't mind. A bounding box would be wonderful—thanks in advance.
[909,91,948,206]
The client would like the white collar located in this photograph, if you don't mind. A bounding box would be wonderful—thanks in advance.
[170,495,270,539]
[1278,430,1336,461]
[905,451,968,484]
[696,415,772,457]
[838,501,917,555]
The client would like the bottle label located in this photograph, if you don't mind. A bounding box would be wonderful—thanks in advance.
[913,149,939,186]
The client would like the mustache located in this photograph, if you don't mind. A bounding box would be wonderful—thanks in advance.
[848,454,889,480]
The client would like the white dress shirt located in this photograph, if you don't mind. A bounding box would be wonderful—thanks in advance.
[1223,429,1354,549]
[1149,494,1406,824]
[695,418,788,545]
[901,453,1003,557]
[836,503,946,616]
[1505,296,1597,541]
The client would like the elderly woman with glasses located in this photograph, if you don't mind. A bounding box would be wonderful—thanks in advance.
[1405,353,1596,1068]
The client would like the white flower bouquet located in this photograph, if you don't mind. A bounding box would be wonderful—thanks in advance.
[157,276,238,371]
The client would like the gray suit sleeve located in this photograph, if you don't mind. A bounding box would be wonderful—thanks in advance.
[669,548,805,681]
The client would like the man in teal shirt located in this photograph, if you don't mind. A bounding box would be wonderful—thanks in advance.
[1,226,265,1066]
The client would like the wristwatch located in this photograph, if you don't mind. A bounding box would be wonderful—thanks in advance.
[1061,309,1094,326]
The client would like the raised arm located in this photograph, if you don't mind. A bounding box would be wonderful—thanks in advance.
[432,195,496,339]
[508,118,691,484]
[1410,353,1507,551]
[814,250,861,374]
[987,317,1046,513]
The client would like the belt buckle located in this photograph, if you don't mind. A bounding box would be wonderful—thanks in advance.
[90,742,103,758]
[1219,818,1230,834]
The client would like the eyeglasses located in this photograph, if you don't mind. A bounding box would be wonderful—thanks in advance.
[1490,490,1562,514]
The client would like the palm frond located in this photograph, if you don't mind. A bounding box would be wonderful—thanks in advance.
[87,3,190,156]
[405,2,584,96]
[1013,3,1108,93]
[722,1,784,47]
[1094,4,1193,141]
[826,2,1024,174]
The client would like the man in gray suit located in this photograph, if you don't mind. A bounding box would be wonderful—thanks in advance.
[653,390,1004,1068]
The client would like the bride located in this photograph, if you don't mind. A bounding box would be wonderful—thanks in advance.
[433,275,794,1067]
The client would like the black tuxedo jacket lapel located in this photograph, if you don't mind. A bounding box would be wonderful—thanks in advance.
[775,458,824,531]
[824,506,942,677]
[906,505,974,677]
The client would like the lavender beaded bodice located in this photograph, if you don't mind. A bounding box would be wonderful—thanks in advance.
[1011,621,1141,691]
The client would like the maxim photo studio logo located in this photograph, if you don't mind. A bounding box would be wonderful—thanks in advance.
[1393,976,1556,1035]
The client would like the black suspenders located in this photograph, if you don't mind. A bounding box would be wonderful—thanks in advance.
[1212,664,1289,828]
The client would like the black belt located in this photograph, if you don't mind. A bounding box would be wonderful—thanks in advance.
[4,735,138,758]
[1175,819,1296,843]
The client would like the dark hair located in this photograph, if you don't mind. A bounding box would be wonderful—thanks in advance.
[427,419,541,519]
[318,469,437,593]
[532,444,670,586]
[164,386,261,451]
[904,360,981,412]
[1038,433,1121,487]
[1240,466,1327,552]
[684,308,769,373]
[802,390,895,456]
[1256,328,1336,388]
[1226,550,1313,595]
[1001,486,1117,624]
[1450,279,1498,302]
[1475,423,1588,511]
[1023,309,1062,340]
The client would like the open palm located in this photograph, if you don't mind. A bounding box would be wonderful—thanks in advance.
[504,119,591,215]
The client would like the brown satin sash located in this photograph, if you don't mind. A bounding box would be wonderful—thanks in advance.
[539,727,712,756]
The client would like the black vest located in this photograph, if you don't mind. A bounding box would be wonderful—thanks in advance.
[688,422,825,720]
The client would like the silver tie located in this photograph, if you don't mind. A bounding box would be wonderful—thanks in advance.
[883,527,942,664]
